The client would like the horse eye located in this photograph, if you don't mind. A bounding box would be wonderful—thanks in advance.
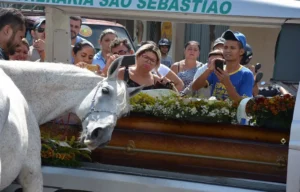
[102,87,109,94]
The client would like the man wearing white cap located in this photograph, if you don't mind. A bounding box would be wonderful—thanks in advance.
[212,37,225,51]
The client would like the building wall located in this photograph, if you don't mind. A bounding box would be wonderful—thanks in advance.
[180,24,281,83]
[133,20,148,48]
[229,26,281,83]
[185,24,229,63]
[172,23,185,62]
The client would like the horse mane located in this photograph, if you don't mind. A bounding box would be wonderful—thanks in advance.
[0,60,97,73]
[116,79,131,116]
[0,60,103,91]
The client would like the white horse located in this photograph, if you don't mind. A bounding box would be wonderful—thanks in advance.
[0,68,42,191]
[0,57,142,191]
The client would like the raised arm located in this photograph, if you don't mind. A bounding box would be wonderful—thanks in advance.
[170,62,180,74]
[191,69,213,91]
[165,70,184,91]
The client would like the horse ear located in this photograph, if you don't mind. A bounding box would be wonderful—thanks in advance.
[107,56,123,80]
[128,86,144,97]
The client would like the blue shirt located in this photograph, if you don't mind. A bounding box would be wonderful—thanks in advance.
[0,48,8,60]
[92,51,106,70]
[207,66,254,100]
[76,36,87,43]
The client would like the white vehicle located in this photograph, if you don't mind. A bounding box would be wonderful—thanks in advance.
[1,0,300,191]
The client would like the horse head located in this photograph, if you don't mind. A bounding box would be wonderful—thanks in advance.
[78,56,143,150]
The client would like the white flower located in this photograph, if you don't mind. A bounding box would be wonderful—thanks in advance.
[162,108,168,114]
[209,96,217,101]
[231,112,236,118]
[176,114,181,118]
[208,111,216,117]
[182,98,190,105]
[201,106,208,114]
[190,107,198,115]
[220,107,229,115]
[145,105,152,111]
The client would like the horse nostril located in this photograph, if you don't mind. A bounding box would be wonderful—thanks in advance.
[91,128,101,140]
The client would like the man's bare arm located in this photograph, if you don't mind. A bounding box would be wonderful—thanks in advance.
[192,69,212,91]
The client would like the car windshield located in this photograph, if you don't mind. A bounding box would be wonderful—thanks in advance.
[79,24,135,53]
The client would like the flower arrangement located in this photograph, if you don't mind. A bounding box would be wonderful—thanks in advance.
[38,93,296,167]
[130,92,238,124]
[130,92,296,130]
[246,94,296,130]
[40,129,91,167]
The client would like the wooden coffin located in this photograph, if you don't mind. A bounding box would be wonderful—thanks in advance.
[41,114,289,183]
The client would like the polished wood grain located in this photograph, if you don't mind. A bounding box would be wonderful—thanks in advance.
[40,115,289,183]
[93,149,286,183]
[117,115,290,144]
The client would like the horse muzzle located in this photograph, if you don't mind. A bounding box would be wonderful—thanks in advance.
[84,126,113,149]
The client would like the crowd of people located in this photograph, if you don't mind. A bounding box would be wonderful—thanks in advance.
[0,8,290,105]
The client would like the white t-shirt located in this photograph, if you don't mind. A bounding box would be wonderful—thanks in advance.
[182,63,210,98]
[194,63,208,80]
[153,64,170,77]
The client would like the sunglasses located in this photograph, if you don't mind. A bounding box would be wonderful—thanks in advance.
[36,28,45,33]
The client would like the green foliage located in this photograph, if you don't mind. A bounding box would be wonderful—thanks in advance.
[41,130,91,167]
[130,93,237,124]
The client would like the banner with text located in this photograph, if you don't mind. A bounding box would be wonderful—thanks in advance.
[4,0,300,18]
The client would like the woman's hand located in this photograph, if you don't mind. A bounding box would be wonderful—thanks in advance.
[75,62,102,75]
[159,76,171,84]
[155,75,178,92]
[102,54,119,77]
[75,62,89,68]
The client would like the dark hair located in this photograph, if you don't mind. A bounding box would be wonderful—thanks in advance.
[70,16,82,26]
[184,41,200,50]
[110,38,132,52]
[140,40,157,47]
[99,28,117,41]
[73,41,95,55]
[0,8,25,32]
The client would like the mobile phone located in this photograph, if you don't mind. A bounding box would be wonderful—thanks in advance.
[215,59,224,71]
[255,63,261,73]
[86,64,100,72]
[120,55,136,68]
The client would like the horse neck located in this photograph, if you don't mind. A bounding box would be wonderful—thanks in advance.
[0,61,103,125]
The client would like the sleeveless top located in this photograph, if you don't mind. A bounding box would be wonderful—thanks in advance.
[177,61,203,89]
[123,67,155,90]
